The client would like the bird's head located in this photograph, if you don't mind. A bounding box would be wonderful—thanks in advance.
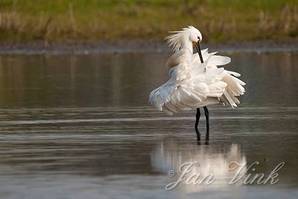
[166,26,204,63]
[188,26,202,43]
[188,26,204,63]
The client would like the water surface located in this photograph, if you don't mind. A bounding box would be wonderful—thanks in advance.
[0,51,297,198]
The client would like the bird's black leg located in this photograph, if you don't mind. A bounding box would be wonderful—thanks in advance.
[203,106,209,144]
[195,108,201,143]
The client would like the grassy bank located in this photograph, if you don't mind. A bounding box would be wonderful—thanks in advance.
[0,0,297,44]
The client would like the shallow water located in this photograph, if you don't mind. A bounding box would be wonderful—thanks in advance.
[0,51,297,198]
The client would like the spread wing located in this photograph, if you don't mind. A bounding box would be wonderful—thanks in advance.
[149,62,216,114]
[192,48,246,107]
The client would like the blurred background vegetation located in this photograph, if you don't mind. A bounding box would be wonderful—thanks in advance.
[0,0,297,44]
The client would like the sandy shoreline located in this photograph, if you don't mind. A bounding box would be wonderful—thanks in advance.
[0,40,297,55]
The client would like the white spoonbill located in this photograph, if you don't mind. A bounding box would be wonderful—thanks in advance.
[149,26,246,143]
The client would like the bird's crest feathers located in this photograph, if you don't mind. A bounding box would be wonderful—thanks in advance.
[165,26,201,52]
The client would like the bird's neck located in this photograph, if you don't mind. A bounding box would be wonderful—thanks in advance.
[180,36,193,54]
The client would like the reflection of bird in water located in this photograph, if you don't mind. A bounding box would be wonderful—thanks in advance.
[149,26,246,143]
[150,138,247,192]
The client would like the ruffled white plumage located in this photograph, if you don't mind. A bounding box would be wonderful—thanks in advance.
[149,48,246,114]
[149,26,245,114]
[192,49,246,107]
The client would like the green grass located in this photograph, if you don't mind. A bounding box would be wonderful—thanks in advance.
[0,0,297,44]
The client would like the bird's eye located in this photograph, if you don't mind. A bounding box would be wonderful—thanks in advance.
[197,36,200,41]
